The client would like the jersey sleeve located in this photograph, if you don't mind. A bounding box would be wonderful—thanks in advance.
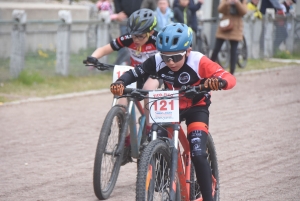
[198,56,236,90]
[117,56,157,86]
[110,34,133,51]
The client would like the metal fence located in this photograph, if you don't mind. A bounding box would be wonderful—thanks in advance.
[0,9,300,82]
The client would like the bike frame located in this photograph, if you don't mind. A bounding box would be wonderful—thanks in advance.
[112,97,146,158]
[152,122,217,201]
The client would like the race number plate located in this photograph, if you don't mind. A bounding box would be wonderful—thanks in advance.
[113,65,136,89]
[149,91,179,123]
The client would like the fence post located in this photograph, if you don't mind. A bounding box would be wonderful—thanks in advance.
[243,14,252,59]
[264,9,275,58]
[97,11,111,64]
[56,10,72,76]
[10,10,26,78]
[286,15,294,53]
[252,19,263,59]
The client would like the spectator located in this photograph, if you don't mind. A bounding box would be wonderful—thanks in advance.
[173,0,192,27]
[260,0,283,15]
[210,0,247,75]
[113,0,144,65]
[96,0,118,20]
[173,0,204,32]
[141,0,158,11]
[280,0,297,14]
[155,0,174,31]
[247,0,262,19]
[274,0,297,51]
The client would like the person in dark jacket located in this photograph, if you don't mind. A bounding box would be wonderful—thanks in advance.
[173,0,192,27]
[173,0,204,32]
[113,0,144,65]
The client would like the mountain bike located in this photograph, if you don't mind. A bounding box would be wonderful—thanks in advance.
[83,61,148,200]
[217,35,248,69]
[119,86,220,201]
[193,23,210,56]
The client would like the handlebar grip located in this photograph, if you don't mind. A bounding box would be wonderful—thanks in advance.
[123,88,134,94]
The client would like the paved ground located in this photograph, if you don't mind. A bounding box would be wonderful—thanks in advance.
[1,66,300,201]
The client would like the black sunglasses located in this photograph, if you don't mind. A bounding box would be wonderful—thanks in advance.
[160,51,186,63]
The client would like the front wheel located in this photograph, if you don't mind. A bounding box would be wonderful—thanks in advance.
[93,106,126,200]
[136,139,181,201]
[190,133,220,201]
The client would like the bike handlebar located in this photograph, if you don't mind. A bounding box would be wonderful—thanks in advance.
[83,59,114,71]
[121,85,209,101]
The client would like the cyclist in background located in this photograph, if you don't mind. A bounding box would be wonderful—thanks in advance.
[86,8,158,89]
[86,8,161,165]
[110,23,236,201]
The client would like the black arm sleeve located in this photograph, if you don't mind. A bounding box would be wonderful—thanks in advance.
[117,56,157,86]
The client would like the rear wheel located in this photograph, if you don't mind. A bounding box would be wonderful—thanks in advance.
[136,139,181,201]
[217,40,230,69]
[237,36,248,68]
[190,133,220,201]
[196,33,210,56]
[93,106,126,200]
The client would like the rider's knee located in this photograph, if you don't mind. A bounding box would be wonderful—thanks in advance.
[188,129,208,160]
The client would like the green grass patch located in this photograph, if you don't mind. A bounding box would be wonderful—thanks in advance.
[0,49,298,103]
[235,59,295,72]
[274,50,300,59]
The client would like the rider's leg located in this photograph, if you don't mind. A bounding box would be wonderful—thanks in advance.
[184,106,213,201]
[210,38,225,63]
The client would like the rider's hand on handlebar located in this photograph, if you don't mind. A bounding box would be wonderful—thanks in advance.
[204,78,227,90]
[110,81,125,96]
[83,56,98,66]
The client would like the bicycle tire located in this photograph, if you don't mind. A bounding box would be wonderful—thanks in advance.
[93,106,126,200]
[136,139,181,201]
[190,133,220,201]
[237,36,248,69]
[200,34,210,57]
[217,40,230,69]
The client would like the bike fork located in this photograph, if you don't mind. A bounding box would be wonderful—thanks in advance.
[169,123,180,201]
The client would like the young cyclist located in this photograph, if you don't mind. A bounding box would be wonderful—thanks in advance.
[85,8,161,165]
[85,8,158,89]
[110,23,236,201]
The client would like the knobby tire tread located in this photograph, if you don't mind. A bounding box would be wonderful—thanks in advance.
[93,106,125,200]
[136,139,172,201]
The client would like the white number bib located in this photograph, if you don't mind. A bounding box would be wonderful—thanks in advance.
[113,65,137,89]
[149,91,179,123]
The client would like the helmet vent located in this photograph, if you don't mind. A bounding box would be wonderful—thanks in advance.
[158,36,163,45]
[172,37,179,45]
[177,28,183,33]
[166,37,169,43]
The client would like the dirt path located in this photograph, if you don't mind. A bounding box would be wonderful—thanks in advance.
[1,66,300,201]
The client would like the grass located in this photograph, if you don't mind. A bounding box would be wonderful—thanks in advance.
[0,49,299,104]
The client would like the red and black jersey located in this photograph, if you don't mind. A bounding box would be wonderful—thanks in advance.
[110,32,158,67]
[118,51,236,109]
